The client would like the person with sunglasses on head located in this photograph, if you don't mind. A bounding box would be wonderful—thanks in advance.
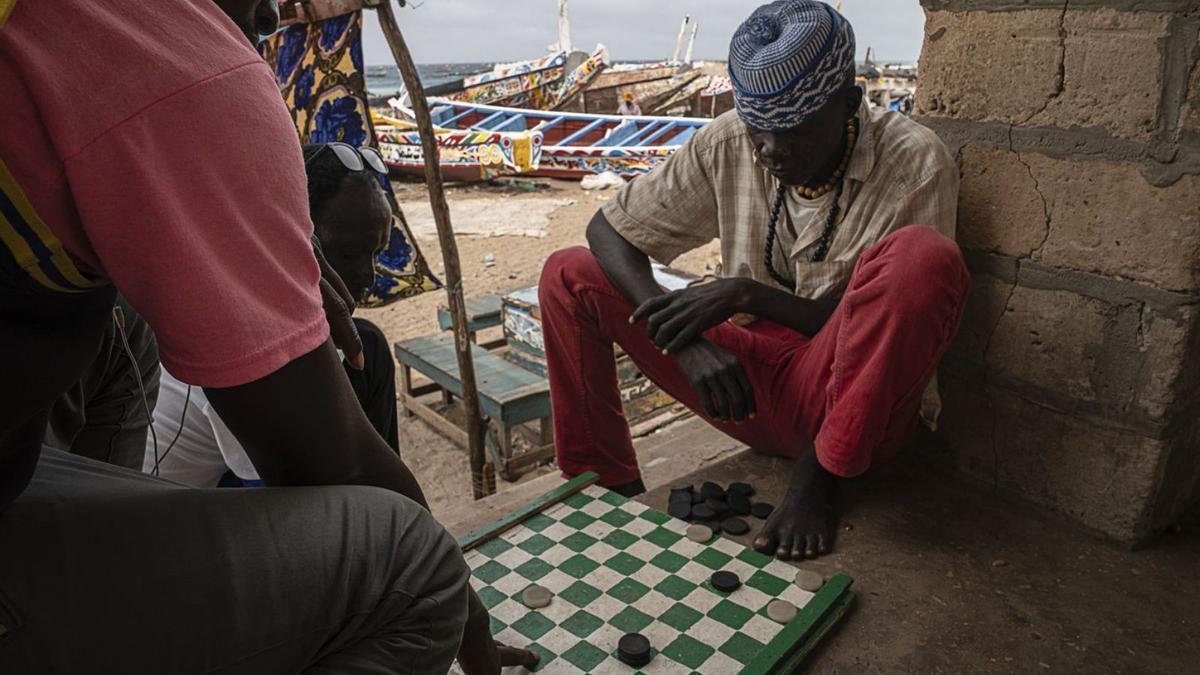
[539,0,970,562]
[146,143,401,485]
[0,1,535,674]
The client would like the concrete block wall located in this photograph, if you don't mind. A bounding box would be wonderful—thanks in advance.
[915,0,1200,544]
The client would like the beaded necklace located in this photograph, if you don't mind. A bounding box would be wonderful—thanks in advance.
[763,116,859,289]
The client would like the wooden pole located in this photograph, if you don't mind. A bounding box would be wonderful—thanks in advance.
[376,0,492,499]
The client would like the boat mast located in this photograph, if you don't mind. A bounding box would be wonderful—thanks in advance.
[684,22,698,65]
[670,15,690,63]
[557,0,572,53]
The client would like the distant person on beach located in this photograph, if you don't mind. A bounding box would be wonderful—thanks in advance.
[539,0,967,560]
[617,91,642,116]
[146,142,401,486]
[0,1,535,674]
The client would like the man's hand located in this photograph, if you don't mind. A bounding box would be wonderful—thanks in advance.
[312,235,365,370]
[457,587,540,674]
[672,338,756,423]
[631,278,750,355]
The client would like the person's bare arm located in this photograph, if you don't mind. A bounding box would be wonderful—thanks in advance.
[585,209,664,307]
[203,339,424,502]
[588,210,757,423]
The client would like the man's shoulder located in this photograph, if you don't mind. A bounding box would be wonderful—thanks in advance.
[869,109,955,184]
[4,0,260,157]
[690,110,753,155]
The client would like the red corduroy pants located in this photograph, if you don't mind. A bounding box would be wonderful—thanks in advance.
[538,225,971,486]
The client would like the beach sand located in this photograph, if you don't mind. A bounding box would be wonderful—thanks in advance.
[358,177,720,518]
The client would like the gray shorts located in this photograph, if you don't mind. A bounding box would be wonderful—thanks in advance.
[0,449,469,674]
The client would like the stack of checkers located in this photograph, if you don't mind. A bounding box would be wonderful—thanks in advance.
[460,484,826,674]
[668,481,774,537]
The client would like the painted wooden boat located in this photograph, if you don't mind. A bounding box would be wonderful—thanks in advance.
[373,114,543,183]
[393,99,710,180]
[423,46,609,111]
[555,61,702,116]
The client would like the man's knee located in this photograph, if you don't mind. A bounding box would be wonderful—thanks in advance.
[880,226,970,302]
[345,486,470,622]
[888,226,966,273]
[539,246,605,303]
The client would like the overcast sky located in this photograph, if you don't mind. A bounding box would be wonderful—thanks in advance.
[361,1,927,66]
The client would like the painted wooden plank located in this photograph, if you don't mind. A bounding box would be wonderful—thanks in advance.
[637,121,677,147]
[457,472,599,551]
[501,349,549,378]
[532,117,565,134]
[440,107,477,128]
[430,105,455,126]
[672,126,698,144]
[559,117,607,145]
[471,110,507,130]
[479,113,517,131]
[594,120,639,147]
[437,295,503,332]
[394,336,550,423]
[620,121,660,146]
[742,572,855,675]
[494,114,527,132]
[772,590,855,674]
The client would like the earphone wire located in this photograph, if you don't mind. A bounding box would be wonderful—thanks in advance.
[112,304,189,477]
[112,305,158,469]
[155,385,190,477]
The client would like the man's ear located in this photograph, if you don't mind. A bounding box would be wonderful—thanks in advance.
[845,83,864,115]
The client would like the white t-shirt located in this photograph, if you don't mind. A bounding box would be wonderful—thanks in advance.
[142,368,260,486]
[782,187,835,243]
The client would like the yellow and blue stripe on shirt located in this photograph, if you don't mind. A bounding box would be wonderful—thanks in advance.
[0,159,104,293]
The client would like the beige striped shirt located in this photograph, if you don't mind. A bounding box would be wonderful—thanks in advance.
[602,99,959,426]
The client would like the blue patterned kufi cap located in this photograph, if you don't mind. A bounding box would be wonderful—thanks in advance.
[729,1,856,131]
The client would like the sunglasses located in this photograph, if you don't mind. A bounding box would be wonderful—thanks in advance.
[306,142,388,176]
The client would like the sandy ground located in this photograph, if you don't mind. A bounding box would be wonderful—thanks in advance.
[357,177,719,518]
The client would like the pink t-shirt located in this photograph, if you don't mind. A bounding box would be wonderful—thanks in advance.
[0,0,327,387]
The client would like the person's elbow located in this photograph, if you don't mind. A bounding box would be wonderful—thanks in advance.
[585,208,613,251]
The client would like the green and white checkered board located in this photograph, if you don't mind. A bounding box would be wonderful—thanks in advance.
[461,483,824,674]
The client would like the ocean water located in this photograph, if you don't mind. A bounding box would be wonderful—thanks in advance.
[366,63,491,98]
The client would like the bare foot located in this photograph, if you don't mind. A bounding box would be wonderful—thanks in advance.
[752,449,837,560]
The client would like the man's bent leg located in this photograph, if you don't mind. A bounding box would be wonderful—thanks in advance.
[539,247,788,488]
[0,449,468,675]
[810,225,970,477]
[751,226,969,559]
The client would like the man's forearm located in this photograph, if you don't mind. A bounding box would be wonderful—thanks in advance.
[205,339,429,509]
[740,280,839,336]
[585,210,663,307]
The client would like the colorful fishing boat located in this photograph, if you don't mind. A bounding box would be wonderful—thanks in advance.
[422,45,609,111]
[559,61,698,115]
[389,99,709,180]
[373,114,543,183]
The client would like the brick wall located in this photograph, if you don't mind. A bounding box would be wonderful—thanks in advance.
[915,0,1200,544]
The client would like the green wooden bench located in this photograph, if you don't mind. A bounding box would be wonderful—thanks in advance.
[394,335,553,481]
[437,295,504,348]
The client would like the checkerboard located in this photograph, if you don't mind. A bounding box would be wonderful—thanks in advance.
[453,475,854,674]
